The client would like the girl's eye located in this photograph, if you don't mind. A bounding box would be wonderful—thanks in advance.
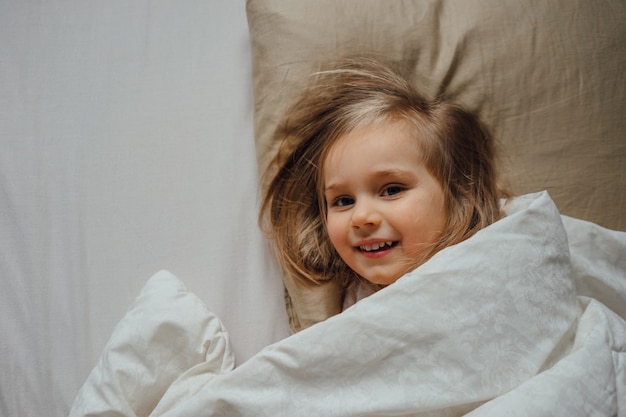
[382,185,404,197]
[332,196,355,207]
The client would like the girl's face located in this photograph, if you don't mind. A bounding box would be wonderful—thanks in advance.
[323,119,446,286]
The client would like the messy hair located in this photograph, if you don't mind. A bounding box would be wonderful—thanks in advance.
[260,57,506,289]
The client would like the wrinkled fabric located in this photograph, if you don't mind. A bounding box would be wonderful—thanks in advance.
[69,271,235,417]
[71,192,626,417]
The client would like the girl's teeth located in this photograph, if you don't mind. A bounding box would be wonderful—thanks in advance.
[360,241,393,251]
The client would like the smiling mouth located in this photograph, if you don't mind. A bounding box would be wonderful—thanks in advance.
[358,241,398,252]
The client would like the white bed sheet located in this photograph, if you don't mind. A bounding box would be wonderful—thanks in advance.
[0,2,290,417]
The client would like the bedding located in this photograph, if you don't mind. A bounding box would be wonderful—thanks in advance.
[6,2,624,417]
[70,192,626,416]
[0,3,290,417]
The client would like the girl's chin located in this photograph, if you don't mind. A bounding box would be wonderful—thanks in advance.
[362,273,402,287]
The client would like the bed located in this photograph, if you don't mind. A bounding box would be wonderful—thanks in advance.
[2,1,625,417]
[0,2,289,417]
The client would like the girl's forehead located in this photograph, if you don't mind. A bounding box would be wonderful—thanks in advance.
[323,120,423,177]
[327,119,419,156]
[318,118,429,194]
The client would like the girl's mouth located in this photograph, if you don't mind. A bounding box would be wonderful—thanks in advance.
[357,241,398,253]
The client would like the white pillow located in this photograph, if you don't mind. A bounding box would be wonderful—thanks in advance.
[69,270,235,417]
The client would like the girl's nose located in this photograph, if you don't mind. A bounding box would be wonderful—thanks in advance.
[351,201,382,230]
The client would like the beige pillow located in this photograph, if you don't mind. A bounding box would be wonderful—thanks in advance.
[247,0,626,330]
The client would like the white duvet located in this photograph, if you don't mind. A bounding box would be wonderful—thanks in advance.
[70,192,626,416]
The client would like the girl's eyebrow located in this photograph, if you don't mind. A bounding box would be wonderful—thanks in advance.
[368,168,415,181]
[325,168,415,192]
[376,168,413,178]
[324,183,340,192]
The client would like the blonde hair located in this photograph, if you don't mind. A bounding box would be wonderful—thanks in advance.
[260,57,506,289]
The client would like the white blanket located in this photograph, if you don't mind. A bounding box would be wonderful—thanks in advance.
[70,192,626,416]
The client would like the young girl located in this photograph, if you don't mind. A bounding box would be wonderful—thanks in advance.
[72,57,622,417]
[260,57,507,307]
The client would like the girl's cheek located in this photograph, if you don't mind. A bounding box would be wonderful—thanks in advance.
[325,216,344,249]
